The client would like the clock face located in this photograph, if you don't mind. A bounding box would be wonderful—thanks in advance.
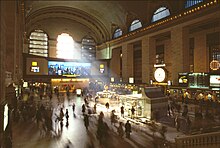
[154,68,166,82]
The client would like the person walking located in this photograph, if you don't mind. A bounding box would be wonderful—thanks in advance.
[131,106,135,119]
[65,109,69,121]
[120,106,124,118]
[125,120,131,138]
[117,122,124,138]
[84,114,89,130]
[82,104,86,114]
[93,103,97,114]
[48,92,52,101]
[72,103,75,113]
[60,108,64,130]
[186,116,191,133]
[105,102,109,111]
[175,115,180,131]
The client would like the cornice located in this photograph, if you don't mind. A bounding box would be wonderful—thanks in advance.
[98,0,220,48]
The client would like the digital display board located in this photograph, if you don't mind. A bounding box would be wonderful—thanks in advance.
[48,61,91,77]
[188,73,209,88]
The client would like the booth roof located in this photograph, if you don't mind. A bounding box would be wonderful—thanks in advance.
[119,94,143,100]
[143,87,166,98]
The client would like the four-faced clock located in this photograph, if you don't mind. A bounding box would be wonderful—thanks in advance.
[154,68,166,82]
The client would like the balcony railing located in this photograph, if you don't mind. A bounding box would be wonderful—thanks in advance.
[175,131,220,147]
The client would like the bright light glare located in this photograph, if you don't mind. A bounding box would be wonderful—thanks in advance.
[56,33,75,59]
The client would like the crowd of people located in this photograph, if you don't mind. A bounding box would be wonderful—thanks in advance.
[12,87,137,148]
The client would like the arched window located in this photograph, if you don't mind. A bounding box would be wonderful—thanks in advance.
[185,0,203,8]
[81,36,96,60]
[113,28,122,39]
[151,7,170,22]
[56,33,75,59]
[29,29,48,57]
[129,19,142,32]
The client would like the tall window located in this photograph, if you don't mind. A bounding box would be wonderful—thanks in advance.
[151,7,170,22]
[113,28,122,39]
[81,36,96,60]
[185,0,203,8]
[129,19,142,32]
[56,33,75,59]
[29,29,48,57]
[207,32,220,72]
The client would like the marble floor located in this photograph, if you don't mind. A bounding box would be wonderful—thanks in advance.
[12,94,152,148]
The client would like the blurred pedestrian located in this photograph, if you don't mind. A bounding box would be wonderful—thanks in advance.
[125,120,131,138]
[121,106,124,117]
[65,109,69,121]
[186,116,191,133]
[175,115,180,131]
[72,103,75,113]
[93,103,97,114]
[131,106,135,119]
[117,122,124,138]
[84,114,89,130]
[105,102,109,111]
[82,104,86,114]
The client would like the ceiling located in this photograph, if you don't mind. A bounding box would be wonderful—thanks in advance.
[24,1,184,44]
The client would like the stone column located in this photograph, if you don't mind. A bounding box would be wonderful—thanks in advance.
[0,1,7,103]
[5,1,16,73]
[142,36,155,84]
[170,26,189,85]
[194,33,208,72]
[122,43,133,83]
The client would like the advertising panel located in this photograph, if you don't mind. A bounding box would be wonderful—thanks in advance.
[178,73,188,86]
[210,75,220,87]
[26,58,48,75]
[90,61,108,76]
[48,61,91,77]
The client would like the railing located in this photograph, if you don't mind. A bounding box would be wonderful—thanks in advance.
[175,131,220,148]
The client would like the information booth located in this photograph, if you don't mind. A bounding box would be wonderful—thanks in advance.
[96,90,117,105]
[119,87,168,120]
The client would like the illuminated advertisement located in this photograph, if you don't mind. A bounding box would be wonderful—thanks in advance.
[48,61,91,77]
[4,104,8,131]
[210,75,220,87]
[30,66,40,72]
[129,77,134,84]
[178,73,188,86]
[99,64,105,73]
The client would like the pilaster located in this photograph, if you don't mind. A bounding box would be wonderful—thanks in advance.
[171,26,188,85]
[122,43,133,83]
[194,33,208,72]
[142,36,155,84]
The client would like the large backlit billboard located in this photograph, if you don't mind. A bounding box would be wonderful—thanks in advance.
[48,61,91,77]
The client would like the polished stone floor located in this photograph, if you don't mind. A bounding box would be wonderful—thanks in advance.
[12,94,153,148]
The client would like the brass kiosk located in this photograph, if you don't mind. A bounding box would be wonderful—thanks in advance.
[119,87,168,120]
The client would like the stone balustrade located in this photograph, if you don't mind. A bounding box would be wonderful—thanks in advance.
[175,131,220,148]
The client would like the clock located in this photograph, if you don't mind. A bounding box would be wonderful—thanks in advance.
[154,68,166,82]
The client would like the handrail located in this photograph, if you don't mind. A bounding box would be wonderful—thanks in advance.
[175,131,220,147]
